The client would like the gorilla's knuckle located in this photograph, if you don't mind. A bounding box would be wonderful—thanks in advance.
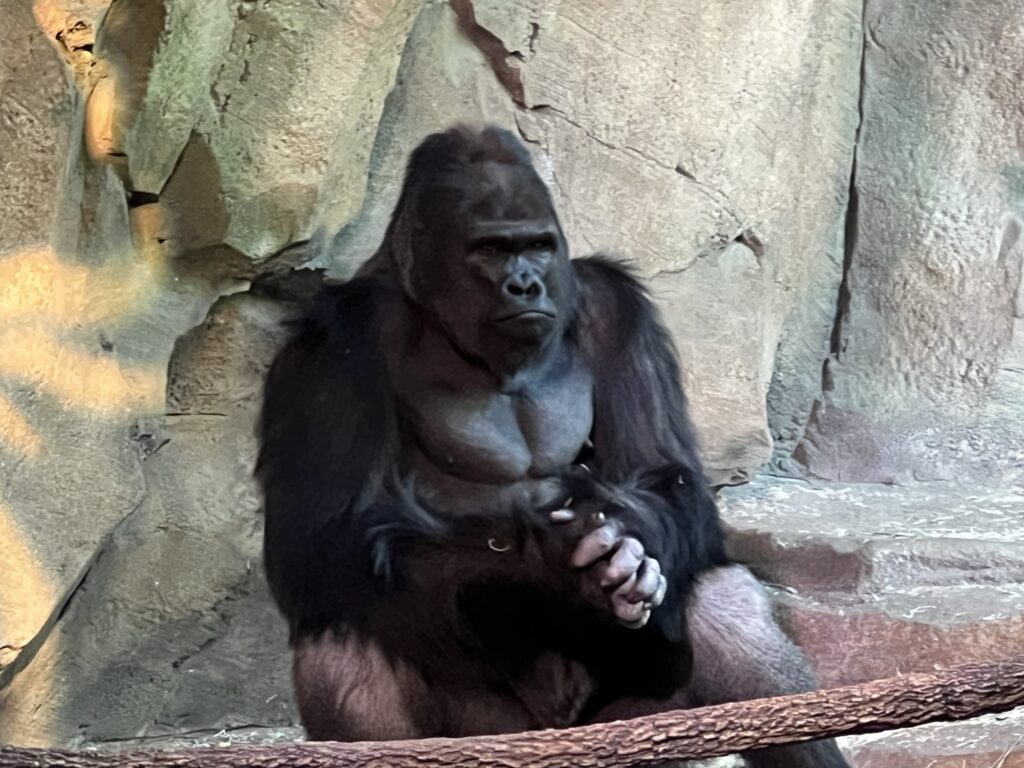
[622,537,645,557]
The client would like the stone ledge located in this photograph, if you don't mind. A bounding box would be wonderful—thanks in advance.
[721,477,1024,766]
[841,709,1024,768]
[721,478,1024,607]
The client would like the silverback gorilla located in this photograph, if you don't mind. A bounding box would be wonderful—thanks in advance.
[256,125,849,767]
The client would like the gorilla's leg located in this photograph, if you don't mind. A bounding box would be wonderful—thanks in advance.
[292,630,536,741]
[687,565,850,768]
[292,631,426,741]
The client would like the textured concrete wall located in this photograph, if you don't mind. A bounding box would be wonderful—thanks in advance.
[794,0,1024,484]
[0,0,1020,748]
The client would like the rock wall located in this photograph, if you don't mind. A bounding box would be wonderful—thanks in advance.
[794,0,1024,484]
[0,0,1020,747]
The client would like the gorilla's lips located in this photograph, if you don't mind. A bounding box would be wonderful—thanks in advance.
[495,309,556,323]
[491,309,557,341]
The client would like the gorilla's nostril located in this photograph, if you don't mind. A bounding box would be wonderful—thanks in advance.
[504,275,543,300]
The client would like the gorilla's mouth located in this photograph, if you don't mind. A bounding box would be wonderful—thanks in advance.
[496,310,556,322]
[493,310,558,330]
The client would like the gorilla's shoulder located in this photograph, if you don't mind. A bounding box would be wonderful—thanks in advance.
[291,275,402,347]
[572,254,646,291]
[572,254,665,351]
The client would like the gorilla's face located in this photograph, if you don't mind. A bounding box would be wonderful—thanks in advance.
[411,160,576,372]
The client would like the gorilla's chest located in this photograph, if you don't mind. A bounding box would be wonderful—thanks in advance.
[399,360,594,485]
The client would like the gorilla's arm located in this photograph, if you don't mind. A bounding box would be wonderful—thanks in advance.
[256,277,442,633]
[258,278,609,634]
[573,256,729,640]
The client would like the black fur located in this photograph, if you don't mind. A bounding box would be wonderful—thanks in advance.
[257,277,436,633]
[256,125,848,766]
[257,257,726,633]
[574,256,728,639]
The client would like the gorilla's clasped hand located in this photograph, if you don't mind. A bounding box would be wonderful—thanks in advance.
[549,502,667,628]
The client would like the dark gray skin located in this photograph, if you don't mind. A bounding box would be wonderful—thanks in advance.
[261,127,850,768]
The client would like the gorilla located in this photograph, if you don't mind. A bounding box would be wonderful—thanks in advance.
[256,125,849,767]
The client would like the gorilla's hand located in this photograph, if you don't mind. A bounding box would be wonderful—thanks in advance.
[548,499,668,628]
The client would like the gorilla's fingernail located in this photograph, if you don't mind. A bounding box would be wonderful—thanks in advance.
[591,511,606,523]
[549,509,575,523]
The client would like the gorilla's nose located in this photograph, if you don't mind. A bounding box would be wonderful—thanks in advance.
[502,273,545,303]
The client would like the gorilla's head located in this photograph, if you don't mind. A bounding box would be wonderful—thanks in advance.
[382,125,577,374]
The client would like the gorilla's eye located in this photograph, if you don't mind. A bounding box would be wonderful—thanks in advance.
[527,234,556,253]
[471,239,504,257]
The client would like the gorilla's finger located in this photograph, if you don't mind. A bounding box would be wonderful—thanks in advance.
[653,574,668,607]
[611,580,645,623]
[620,607,652,629]
[601,537,645,587]
[570,522,621,568]
[624,557,661,603]
[549,509,576,523]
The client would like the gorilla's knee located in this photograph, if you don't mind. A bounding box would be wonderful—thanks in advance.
[686,566,850,767]
[687,565,817,700]
[293,631,425,742]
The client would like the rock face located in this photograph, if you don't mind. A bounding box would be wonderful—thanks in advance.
[794,0,1024,485]
[1,296,297,744]
[0,0,1020,760]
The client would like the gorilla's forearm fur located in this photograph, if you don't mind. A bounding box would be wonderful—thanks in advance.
[571,257,728,639]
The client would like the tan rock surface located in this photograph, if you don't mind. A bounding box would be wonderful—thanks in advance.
[0,1,1019,758]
